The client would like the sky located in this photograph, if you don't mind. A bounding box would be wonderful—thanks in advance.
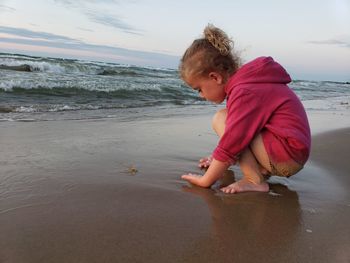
[0,0,349,81]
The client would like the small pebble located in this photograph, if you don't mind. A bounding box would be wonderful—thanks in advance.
[268,191,281,197]
[306,229,313,233]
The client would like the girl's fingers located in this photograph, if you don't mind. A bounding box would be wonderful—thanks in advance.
[198,156,212,168]
[181,173,200,182]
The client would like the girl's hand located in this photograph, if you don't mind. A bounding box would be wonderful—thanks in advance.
[182,158,231,188]
[198,156,213,169]
[181,173,210,187]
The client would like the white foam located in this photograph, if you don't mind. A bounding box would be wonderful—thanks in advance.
[302,96,350,111]
[0,58,66,73]
[14,106,37,113]
[0,79,57,91]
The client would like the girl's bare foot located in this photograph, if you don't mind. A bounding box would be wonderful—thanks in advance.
[198,156,213,169]
[220,179,269,194]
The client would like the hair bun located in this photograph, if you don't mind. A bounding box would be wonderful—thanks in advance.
[204,24,232,56]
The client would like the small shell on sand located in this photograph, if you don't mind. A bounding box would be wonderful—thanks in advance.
[127,165,138,175]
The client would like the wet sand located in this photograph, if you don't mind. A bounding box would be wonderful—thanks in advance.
[0,111,349,263]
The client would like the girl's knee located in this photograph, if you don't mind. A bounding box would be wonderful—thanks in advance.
[212,109,227,137]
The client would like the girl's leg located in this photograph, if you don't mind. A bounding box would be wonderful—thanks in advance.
[221,135,270,193]
[211,108,227,138]
[212,109,270,193]
[198,109,227,169]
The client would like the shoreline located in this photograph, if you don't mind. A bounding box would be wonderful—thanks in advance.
[0,109,350,262]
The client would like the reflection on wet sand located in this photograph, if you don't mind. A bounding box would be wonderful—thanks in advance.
[182,170,302,262]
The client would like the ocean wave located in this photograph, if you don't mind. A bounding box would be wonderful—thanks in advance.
[302,96,350,111]
[0,53,178,78]
[0,59,67,73]
[97,69,139,76]
[290,80,350,100]
[292,80,350,86]
[96,68,171,78]
[0,104,99,113]
[0,98,206,114]
[0,81,176,94]
[0,59,174,78]
[14,104,102,113]
[0,79,200,112]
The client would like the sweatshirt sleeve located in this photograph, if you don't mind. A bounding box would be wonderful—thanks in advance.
[212,90,270,163]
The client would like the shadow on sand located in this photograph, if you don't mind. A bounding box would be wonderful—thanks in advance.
[182,170,302,262]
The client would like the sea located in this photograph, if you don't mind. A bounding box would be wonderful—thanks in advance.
[0,53,349,122]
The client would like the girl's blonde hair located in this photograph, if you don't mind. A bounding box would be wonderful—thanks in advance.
[179,24,240,82]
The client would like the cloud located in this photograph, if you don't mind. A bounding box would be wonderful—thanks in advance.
[84,11,142,35]
[54,0,120,4]
[53,0,141,35]
[0,26,179,68]
[308,38,350,48]
[0,4,16,12]
[77,27,94,32]
[0,26,82,44]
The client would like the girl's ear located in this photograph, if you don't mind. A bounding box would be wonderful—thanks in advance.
[208,72,223,84]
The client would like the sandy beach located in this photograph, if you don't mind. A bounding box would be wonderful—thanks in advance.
[0,110,350,263]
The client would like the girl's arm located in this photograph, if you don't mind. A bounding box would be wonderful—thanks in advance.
[182,159,231,187]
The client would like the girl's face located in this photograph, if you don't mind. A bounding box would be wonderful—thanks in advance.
[186,72,226,104]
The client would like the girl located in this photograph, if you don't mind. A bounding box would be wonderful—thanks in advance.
[180,24,311,194]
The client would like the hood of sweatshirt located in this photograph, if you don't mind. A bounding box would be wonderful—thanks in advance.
[224,56,291,95]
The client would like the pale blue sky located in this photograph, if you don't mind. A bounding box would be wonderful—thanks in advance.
[0,0,349,81]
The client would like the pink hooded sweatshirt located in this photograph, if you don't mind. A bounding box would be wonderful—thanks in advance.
[212,57,311,165]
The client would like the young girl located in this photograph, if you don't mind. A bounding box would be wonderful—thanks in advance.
[180,24,311,194]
